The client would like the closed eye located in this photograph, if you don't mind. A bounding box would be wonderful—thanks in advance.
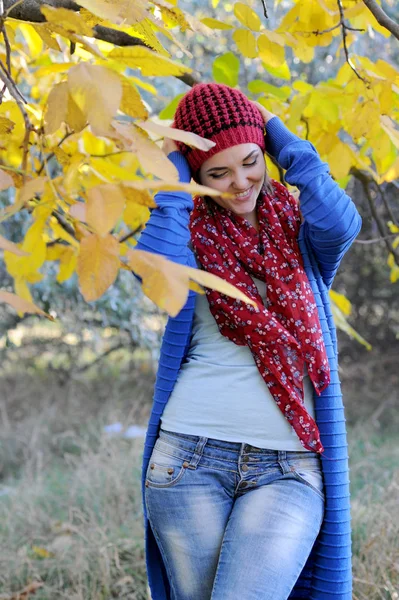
[210,158,258,179]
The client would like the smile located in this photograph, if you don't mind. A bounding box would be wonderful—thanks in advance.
[234,186,253,200]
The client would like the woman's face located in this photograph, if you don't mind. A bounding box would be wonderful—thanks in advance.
[198,143,266,228]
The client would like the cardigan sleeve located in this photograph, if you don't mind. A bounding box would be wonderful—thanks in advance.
[265,117,362,289]
[135,151,194,266]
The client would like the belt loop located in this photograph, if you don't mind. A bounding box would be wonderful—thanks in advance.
[278,450,290,474]
[188,436,207,469]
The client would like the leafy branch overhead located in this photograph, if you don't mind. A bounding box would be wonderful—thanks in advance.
[0,0,398,347]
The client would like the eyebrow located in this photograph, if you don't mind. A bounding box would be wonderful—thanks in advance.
[205,149,259,173]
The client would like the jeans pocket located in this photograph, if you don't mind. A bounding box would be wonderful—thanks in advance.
[145,441,190,489]
[288,455,325,501]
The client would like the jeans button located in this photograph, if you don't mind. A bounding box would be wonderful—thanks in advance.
[242,455,249,463]
[240,481,248,488]
[241,464,249,472]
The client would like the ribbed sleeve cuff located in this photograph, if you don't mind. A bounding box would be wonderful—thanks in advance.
[168,151,191,183]
[265,116,302,160]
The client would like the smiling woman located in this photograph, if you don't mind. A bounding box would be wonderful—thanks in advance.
[198,143,267,229]
[136,82,362,600]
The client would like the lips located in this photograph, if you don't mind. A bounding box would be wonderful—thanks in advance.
[234,186,253,201]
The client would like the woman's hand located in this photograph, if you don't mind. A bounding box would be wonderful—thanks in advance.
[250,100,276,126]
[162,136,179,155]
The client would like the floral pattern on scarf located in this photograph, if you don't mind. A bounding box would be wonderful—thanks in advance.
[189,179,330,453]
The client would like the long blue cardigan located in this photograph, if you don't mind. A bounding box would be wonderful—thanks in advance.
[137,117,362,600]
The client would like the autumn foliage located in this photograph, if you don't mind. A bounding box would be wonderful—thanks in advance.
[0,0,398,338]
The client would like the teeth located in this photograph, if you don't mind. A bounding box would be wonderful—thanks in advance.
[235,187,252,198]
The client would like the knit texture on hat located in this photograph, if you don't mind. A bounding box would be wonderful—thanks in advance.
[174,83,265,175]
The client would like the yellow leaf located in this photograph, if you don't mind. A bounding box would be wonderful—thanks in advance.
[4,218,47,279]
[380,115,399,150]
[0,168,14,191]
[76,0,148,25]
[18,23,43,57]
[120,78,148,120]
[49,218,80,249]
[67,94,87,133]
[77,233,120,301]
[128,76,157,95]
[0,291,53,320]
[129,19,169,57]
[293,42,314,64]
[68,63,122,136]
[0,234,30,256]
[123,203,150,231]
[47,243,78,283]
[0,116,15,134]
[58,247,78,283]
[200,18,234,30]
[19,177,47,204]
[86,184,125,236]
[53,147,72,168]
[32,24,61,51]
[112,122,179,181]
[329,289,351,316]
[126,249,257,317]
[69,202,87,223]
[35,63,75,78]
[372,129,396,175]
[152,0,192,32]
[108,46,192,77]
[45,82,68,135]
[123,179,234,198]
[234,3,261,32]
[327,141,353,180]
[15,278,33,305]
[303,91,339,123]
[388,221,399,234]
[40,6,93,37]
[330,296,371,350]
[232,29,258,59]
[121,185,155,208]
[89,155,141,183]
[257,33,285,67]
[136,120,216,151]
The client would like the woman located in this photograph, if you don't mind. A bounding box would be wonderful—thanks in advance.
[137,83,361,600]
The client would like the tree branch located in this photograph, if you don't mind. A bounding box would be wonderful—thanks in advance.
[3,0,199,87]
[362,0,399,41]
[351,167,399,266]
[336,0,369,85]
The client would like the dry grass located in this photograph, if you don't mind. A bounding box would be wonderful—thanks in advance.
[0,363,397,599]
[350,426,399,600]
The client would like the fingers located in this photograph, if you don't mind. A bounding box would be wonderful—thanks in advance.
[162,136,179,155]
[250,100,276,125]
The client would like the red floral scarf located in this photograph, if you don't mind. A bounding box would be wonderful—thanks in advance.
[189,179,330,453]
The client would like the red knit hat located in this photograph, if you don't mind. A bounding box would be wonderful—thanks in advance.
[174,83,265,175]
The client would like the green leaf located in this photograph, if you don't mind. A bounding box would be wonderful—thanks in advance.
[248,80,291,101]
[212,52,240,88]
[158,93,185,120]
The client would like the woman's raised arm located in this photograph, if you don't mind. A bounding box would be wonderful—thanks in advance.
[255,105,361,289]
[135,139,194,266]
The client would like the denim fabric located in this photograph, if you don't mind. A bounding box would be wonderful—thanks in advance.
[145,429,325,600]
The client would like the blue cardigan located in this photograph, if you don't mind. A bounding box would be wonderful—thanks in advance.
[137,117,362,600]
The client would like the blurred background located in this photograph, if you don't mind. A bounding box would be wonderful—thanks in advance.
[1,1,398,599]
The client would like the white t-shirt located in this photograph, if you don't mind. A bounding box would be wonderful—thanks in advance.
[161,277,315,451]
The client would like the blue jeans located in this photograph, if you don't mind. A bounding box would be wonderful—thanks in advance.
[145,429,325,600]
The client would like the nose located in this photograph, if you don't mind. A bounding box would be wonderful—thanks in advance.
[231,169,251,191]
